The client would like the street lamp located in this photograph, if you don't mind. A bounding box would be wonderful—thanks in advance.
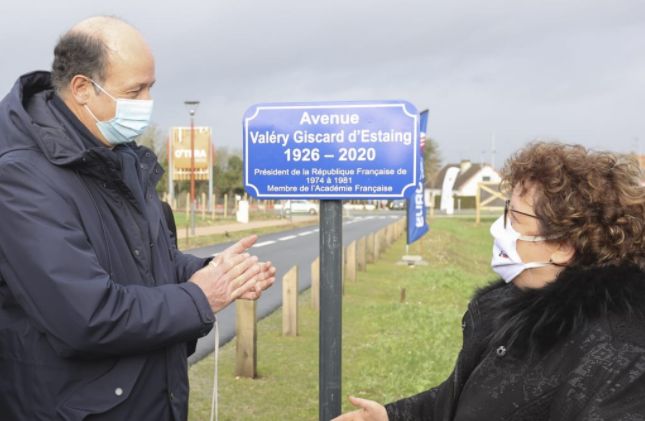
[184,100,200,236]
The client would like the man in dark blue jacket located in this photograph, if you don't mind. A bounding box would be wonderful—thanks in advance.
[0,16,275,420]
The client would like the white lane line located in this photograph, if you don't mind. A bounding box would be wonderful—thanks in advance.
[278,235,297,241]
[253,240,276,248]
[298,231,314,236]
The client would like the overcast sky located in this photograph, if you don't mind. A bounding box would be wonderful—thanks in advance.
[1,0,644,168]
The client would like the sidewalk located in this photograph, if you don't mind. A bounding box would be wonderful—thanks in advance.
[176,215,318,240]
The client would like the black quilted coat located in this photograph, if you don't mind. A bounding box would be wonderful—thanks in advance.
[385,265,645,420]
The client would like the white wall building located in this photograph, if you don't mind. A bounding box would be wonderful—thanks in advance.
[428,160,502,211]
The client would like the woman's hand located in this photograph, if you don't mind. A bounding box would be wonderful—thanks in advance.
[331,396,388,421]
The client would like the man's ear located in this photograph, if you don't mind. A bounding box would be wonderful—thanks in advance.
[68,75,93,105]
[550,242,575,266]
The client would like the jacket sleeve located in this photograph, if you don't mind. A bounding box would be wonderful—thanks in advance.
[173,248,211,283]
[384,369,459,421]
[385,385,441,421]
[0,158,214,358]
[553,341,645,420]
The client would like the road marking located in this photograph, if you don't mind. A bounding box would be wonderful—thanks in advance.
[253,240,276,248]
[278,235,297,241]
[298,231,314,236]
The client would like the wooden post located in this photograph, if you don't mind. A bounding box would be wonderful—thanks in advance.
[345,241,357,282]
[282,266,299,336]
[235,299,256,378]
[383,226,389,247]
[201,192,207,218]
[357,237,366,271]
[374,230,381,260]
[366,233,375,263]
[311,257,320,311]
[224,194,228,218]
[211,195,216,219]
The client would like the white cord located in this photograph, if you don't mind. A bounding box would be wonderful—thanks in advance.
[209,319,219,421]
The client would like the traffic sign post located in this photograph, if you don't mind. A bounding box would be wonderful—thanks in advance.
[319,200,343,420]
[243,100,417,420]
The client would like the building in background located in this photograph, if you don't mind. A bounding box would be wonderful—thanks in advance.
[428,160,502,211]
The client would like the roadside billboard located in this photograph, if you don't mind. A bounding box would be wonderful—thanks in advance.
[169,126,212,181]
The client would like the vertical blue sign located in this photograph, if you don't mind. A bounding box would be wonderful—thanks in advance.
[407,109,429,244]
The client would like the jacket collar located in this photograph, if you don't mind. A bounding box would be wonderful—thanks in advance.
[476,265,645,356]
[1,71,163,187]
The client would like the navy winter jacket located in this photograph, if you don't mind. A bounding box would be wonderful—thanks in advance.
[0,71,214,420]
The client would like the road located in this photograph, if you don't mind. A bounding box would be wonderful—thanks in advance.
[187,210,404,364]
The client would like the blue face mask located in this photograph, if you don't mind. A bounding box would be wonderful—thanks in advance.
[84,79,154,145]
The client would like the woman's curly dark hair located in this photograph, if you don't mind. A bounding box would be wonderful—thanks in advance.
[501,141,645,268]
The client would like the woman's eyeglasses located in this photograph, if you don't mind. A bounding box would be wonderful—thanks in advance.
[504,199,539,229]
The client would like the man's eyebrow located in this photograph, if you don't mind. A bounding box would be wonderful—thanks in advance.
[126,80,155,91]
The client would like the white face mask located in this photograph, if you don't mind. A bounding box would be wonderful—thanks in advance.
[490,215,552,283]
[84,79,154,145]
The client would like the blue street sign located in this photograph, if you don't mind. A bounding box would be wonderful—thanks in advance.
[243,100,418,199]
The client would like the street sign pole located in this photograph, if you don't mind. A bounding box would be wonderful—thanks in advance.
[243,100,418,421]
[319,200,343,421]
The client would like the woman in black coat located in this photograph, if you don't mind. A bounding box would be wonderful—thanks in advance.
[334,142,645,421]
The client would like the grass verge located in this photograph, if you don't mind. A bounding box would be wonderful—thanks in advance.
[173,211,280,228]
[188,216,497,420]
